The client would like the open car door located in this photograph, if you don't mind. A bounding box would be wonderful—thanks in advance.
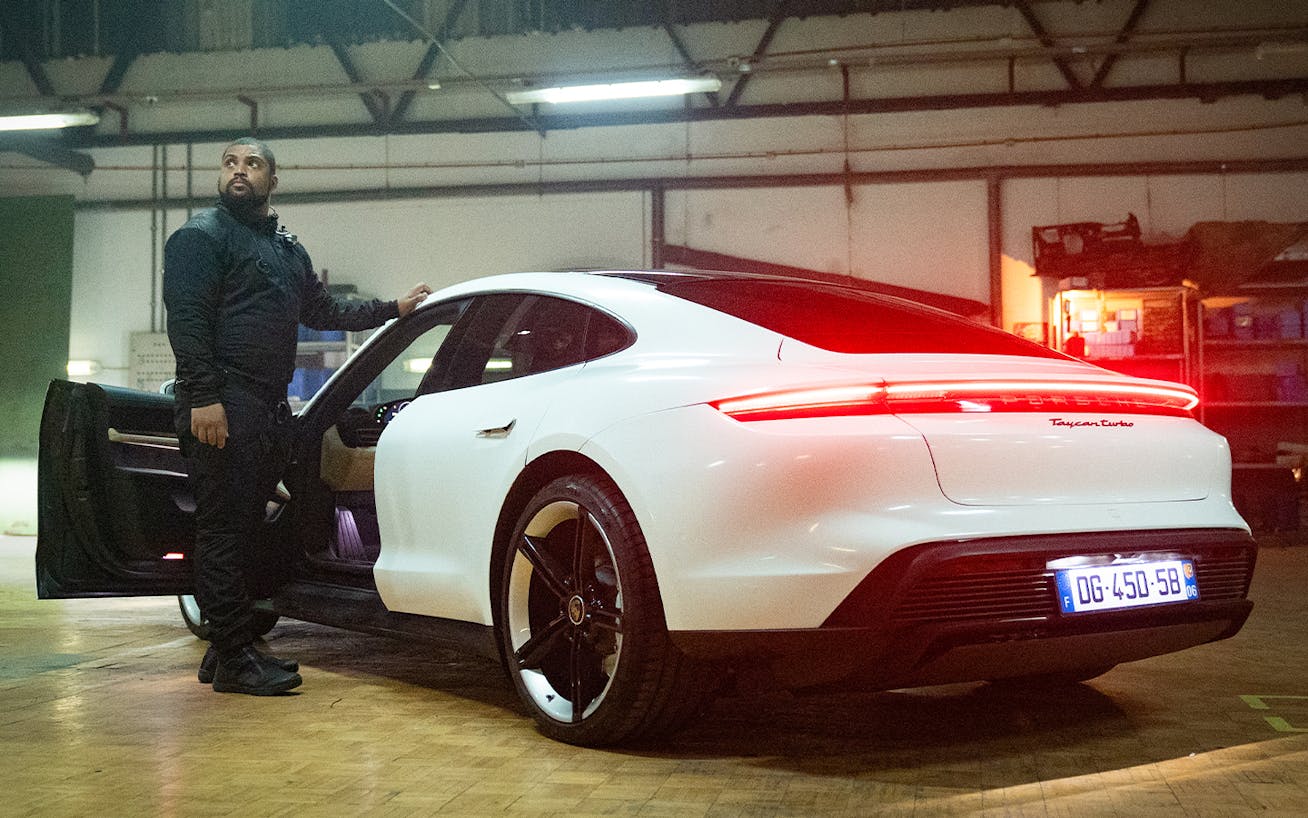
[36,380,195,598]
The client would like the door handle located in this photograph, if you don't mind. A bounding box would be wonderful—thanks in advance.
[108,428,180,450]
[476,419,516,439]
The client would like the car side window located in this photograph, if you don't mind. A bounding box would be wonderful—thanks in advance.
[417,293,634,395]
[488,296,592,380]
[417,294,525,394]
[585,309,632,360]
[348,303,468,409]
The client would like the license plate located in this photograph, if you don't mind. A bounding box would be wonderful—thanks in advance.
[1055,559,1198,614]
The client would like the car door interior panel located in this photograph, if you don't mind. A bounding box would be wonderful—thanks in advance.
[37,380,195,597]
[320,425,375,492]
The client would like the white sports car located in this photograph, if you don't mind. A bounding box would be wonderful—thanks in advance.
[38,270,1256,745]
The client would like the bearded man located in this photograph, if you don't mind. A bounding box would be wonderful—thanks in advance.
[163,137,430,694]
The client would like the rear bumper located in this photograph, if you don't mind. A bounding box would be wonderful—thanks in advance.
[669,528,1256,690]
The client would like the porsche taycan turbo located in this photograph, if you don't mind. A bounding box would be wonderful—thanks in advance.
[37,270,1256,746]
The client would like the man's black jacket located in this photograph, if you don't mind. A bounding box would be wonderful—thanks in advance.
[163,202,398,408]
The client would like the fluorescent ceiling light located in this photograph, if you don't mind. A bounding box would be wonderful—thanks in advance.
[505,77,722,105]
[0,111,99,132]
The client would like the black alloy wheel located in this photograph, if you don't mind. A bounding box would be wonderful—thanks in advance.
[499,474,715,746]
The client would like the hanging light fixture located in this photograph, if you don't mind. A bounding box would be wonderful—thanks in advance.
[0,110,100,132]
[505,77,722,105]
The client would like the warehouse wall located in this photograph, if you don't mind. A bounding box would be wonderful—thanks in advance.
[665,180,990,302]
[69,190,650,385]
[25,91,1299,370]
[63,156,1308,389]
[67,175,993,387]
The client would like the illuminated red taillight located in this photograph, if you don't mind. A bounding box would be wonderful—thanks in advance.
[711,384,890,421]
[711,379,1199,421]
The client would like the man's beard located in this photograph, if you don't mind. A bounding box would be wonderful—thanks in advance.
[219,181,270,222]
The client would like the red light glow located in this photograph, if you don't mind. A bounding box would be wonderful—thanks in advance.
[711,384,888,421]
[714,378,1198,421]
[162,552,185,560]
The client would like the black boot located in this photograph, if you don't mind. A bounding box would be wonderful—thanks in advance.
[211,645,302,695]
[198,643,299,684]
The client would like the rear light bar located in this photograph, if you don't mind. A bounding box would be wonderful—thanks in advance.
[711,379,1199,422]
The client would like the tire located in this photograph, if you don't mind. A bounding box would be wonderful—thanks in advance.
[177,595,279,640]
[498,474,716,746]
[178,594,210,640]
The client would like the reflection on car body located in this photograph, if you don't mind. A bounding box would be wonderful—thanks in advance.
[37,270,1255,746]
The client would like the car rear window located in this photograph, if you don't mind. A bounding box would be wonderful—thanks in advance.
[657,277,1064,357]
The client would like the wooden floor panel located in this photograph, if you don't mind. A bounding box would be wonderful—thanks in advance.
[3,535,1306,817]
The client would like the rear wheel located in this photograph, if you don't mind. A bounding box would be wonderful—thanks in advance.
[498,474,714,746]
[178,594,209,639]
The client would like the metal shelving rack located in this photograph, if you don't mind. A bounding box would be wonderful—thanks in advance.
[1197,282,1308,465]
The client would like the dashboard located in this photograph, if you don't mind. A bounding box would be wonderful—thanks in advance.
[337,399,412,448]
[374,399,411,425]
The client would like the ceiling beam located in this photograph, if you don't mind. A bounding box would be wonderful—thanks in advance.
[0,4,55,96]
[69,155,1308,217]
[1,138,95,176]
[1015,0,1083,90]
[726,0,792,108]
[326,38,387,125]
[58,76,1308,148]
[98,51,137,95]
[80,50,140,141]
[662,22,720,107]
[38,28,1305,114]
[377,0,545,136]
[1091,0,1151,88]
[392,0,472,124]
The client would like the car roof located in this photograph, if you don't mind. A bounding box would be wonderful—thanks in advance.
[600,270,771,285]
[418,269,1002,344]
[429,268,964,317]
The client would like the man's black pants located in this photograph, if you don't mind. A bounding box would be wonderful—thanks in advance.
[176,385,292,656]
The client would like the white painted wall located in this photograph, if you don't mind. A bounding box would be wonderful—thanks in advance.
[70,209,159,385]
[62,163,1308,389]
[666,179,990,303]
[69,190,650,386]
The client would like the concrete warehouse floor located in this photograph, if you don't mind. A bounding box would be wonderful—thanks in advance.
[2,533,1306,817]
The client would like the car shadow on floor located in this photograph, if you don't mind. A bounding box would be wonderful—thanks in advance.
[672,682,1139,779]
[260,620,522,709]
[262,618,1225,787]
